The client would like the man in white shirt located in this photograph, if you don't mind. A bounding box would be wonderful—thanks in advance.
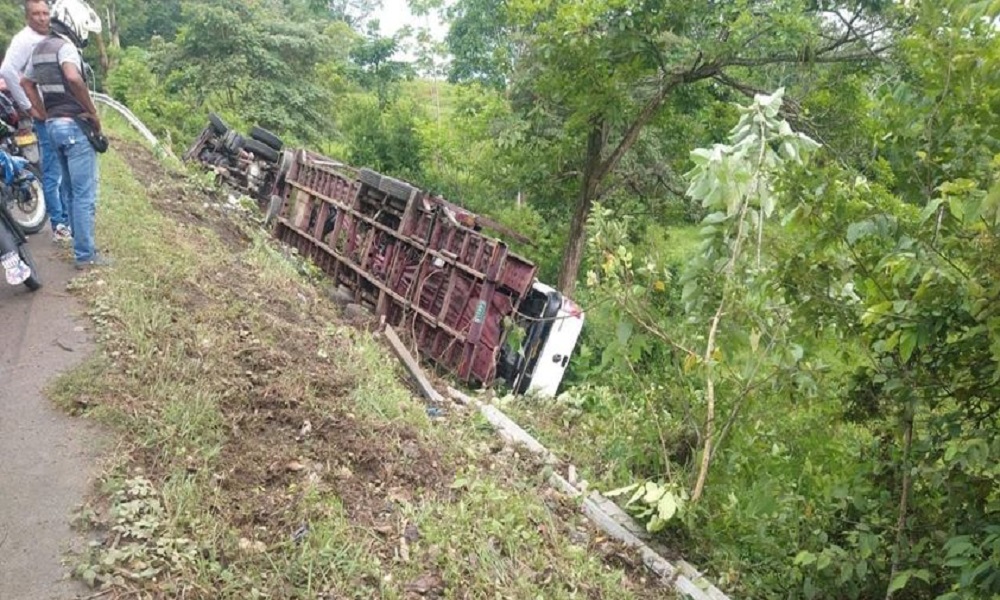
[0,0,71,243]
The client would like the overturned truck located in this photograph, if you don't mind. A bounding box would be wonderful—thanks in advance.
[185,115,584,397]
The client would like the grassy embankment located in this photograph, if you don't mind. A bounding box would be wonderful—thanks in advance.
[50,112,672,599]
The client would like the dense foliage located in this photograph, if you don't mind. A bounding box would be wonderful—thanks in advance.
[5,0,1000,597]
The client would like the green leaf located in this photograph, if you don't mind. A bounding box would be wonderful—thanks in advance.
[900,330,917,362]
[616,321,634,345]
[793,550,817,566]
[919,197,945,222]
[647,515,666,533]
[604,483,640,498]
[945,536,974,558]
[761,191,776,218]
[642,482,666,505]
[846,220,875,245]
[626,484,647,507]
[949,198,965,222]
[790,344,804,362]
[657,492,678,522]
[816,552,832,571]
[888,571,911,594]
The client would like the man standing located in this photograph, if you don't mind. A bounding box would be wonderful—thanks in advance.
[0,0,71,243]
[22,0,106,269]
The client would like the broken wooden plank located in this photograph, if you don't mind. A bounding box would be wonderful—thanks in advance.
[384,325,444,404]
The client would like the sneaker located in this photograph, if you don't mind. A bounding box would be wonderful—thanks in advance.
[2,251,31,284]
[74,254,113,270]
[52,224,72,244]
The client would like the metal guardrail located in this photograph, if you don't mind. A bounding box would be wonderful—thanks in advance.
[91,92,176,160]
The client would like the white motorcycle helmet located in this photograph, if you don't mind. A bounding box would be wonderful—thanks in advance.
[49,0,102,47]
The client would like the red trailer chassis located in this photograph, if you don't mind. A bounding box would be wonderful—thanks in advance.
[272,150,538,386]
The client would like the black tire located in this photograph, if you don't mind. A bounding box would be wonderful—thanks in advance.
[250,126,284,151]
[18,243,40,291]
[379,176,416,201]
[208,113,229,135]
[358,168,382,189]
[243,138,280,163]
[222,131,244,154]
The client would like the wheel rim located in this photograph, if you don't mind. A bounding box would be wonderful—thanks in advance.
[9,181,45,229]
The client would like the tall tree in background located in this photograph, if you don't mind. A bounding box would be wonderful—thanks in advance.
[159,0,333,143]
[448,0,900,295]
[350,20,414,108]
[446,0,517,89]
[325,0,383,26]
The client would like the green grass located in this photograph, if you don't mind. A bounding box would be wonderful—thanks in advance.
[50,117,673,598]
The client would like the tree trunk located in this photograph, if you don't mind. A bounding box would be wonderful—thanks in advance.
[691,300,724,502]
[555,79,679,295]
[557,120,607,295]
[94,31,109,74]
[109,2,121,50]
[885,409,915,600]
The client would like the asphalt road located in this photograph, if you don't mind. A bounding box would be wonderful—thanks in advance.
[0,235,100,600]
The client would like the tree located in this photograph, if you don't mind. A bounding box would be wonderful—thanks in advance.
[325,0,382,27]
[341,96,425,179]
[349,20,415,108]
[445,0,517,89]
[0,3,26,51]
[451,0,900,295]
[90,0,182,47]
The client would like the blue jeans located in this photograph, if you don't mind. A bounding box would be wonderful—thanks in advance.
[34,119,69,229]
[47,118,98,262]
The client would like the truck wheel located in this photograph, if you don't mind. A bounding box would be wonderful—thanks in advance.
[250,126,284,151]
[208,113,229,135]
[243,139,280,163]
[379,176,416,201]
[222,130,244,154]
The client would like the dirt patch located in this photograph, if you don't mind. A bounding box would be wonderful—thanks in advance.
[112,136,253,249]
[217,406,447,532]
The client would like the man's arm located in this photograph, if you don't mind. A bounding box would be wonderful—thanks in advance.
[61,62,99,131]
[20,77,45,121]
[0,31,42,118]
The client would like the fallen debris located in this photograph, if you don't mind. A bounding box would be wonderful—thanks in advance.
[384,325,444,404]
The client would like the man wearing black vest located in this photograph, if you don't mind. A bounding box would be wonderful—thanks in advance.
[22,0,106,269]
[0,0,72,243]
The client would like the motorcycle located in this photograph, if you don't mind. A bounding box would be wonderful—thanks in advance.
[0,153,41,291]
[0,91,45,234]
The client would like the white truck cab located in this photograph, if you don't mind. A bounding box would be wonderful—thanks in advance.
[498,282,585,398]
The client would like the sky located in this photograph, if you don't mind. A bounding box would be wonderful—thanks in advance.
[373,0,449,40]
[371,0,451,63]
